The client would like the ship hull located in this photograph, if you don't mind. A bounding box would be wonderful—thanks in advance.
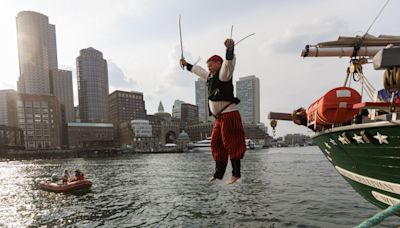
[313,120,400,214]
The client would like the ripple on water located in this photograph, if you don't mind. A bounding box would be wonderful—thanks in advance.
[0,148,399,227]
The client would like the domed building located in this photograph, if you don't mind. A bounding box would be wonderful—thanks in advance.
[177,130,190,151]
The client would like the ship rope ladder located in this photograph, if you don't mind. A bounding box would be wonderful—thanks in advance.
[355,203,400,228]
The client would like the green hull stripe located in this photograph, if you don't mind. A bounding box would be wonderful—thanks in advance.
[335,166,400,195]
[372,191,400,206]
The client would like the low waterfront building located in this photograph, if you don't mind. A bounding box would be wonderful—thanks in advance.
[160,120,181,144]
[145,114,162,142]
[243,124,270,146]
[67,122,114,148]
[131,120,152,137]
[185,122,214,142]
[256,122,268,134]
[117,120,158,151]
[2,92,62,149]
[283,133,312,147]
[147,104,185,144]
[0,125,24,149]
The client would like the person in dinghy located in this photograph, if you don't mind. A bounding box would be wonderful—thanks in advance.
[180,38,246,184]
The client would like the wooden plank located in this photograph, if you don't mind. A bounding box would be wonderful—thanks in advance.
[268,112,293,121]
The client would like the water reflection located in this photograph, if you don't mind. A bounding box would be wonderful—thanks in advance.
[0,148,398,227]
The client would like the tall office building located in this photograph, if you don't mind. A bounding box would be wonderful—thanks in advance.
[50,69,74,122]
[181,103,199,125]
[195,79,209,123]
[172,99,185,119]
[236,75,260,124]
[108,90,146,124]
[77,47,109,123]
[16,11,58,95]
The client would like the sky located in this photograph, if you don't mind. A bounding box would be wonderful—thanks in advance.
[0,0,399,137]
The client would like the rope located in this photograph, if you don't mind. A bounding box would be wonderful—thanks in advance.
[365,0,390,35]
[358,72,376,101]
[355,203,400,228]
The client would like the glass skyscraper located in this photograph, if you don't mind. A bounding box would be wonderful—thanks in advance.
[236,75,260,124]
[16,11,58,95]
[77,47,109,123]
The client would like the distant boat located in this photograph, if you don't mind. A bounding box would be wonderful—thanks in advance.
[161,143,178,152]
[189,137,262,151]
[163,143,177,148]
[189,138,211,152]
[39,180,92,193]
[245,139,263,150]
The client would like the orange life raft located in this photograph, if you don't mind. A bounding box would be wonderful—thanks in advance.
[307,87,361,128]
[39,180,92,193]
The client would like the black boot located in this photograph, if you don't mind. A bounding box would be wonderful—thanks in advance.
[213,161,227,179]
[231,159,241,178]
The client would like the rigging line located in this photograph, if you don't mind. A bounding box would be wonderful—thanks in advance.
[352,0,390,57]
[360,79,364,100]
[359,74,371,90]
[364,79,376,94]
[359,73,376,100]
[365,0,390,35]
[360,72,377,92]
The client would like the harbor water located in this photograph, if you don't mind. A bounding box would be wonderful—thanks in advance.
[0,147,398,227]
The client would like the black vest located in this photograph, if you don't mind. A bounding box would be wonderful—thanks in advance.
[206,71,240,115]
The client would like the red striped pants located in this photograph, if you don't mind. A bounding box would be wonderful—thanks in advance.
[211,110,246,162]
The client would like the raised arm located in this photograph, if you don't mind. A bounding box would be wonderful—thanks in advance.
[219,39,236,82]
[180,59,209,81]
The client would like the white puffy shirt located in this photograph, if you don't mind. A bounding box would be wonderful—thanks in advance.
[191,56,237,116]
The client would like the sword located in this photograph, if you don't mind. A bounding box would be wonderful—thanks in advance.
[235,33,256,47]
[179,14,185,69]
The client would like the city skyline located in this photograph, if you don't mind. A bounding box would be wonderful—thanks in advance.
[1,1,399,136]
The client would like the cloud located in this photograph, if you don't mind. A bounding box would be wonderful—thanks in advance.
[260,17,351,56]
[145,46,199,114]
[107,60,137,92]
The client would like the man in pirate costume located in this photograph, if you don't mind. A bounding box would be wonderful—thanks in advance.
[180,38,246,184]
